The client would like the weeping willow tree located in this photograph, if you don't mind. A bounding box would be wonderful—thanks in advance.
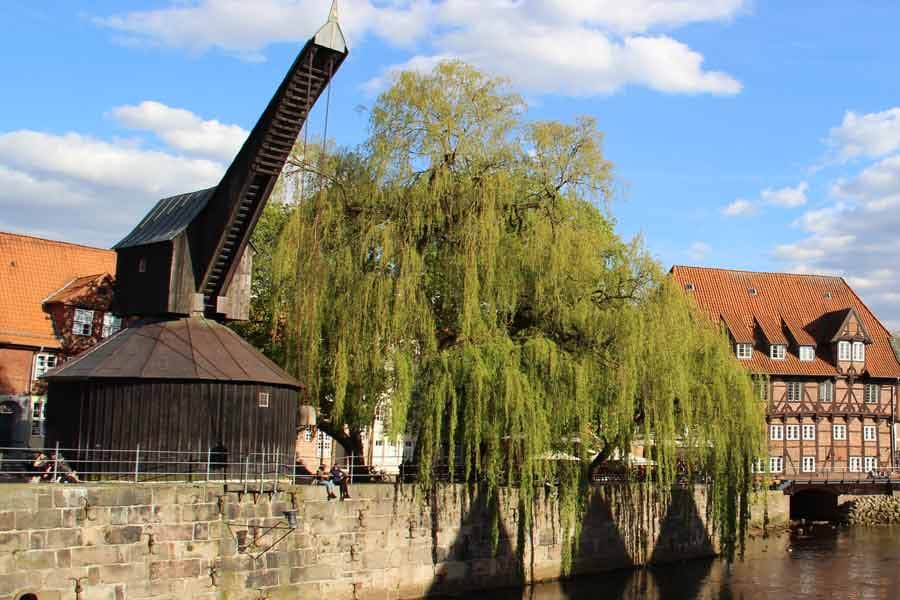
[273,61,764,561]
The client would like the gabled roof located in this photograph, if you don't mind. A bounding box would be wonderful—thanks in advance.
[754,314,788,345]
[670,266,900,378]
[44,317,300,388]
[0,232,116,349]
[44,273,112,307]
[114,187,215,249]
[782,315,816,346]
[829,307,873,343]
[720,312,753,343]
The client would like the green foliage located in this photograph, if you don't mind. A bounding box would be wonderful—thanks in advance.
[273,61,764,564]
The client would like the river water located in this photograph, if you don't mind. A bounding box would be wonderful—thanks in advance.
[465,525,900,600]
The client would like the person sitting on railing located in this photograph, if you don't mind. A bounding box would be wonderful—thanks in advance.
[331,463,350,501]
[316,463,337,500]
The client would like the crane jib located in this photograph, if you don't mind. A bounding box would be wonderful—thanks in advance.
[196,10,348,317]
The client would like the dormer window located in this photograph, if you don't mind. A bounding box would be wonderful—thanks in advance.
[837,341,851,361]
[684,283,695,292]
[798,346,815,361]
[748,287,758,297]
[73,308,94,336]
[736,343,752,360]
[852,341,865,362]
[770,344,786,360]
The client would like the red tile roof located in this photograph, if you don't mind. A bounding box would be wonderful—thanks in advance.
[44,273,112,306]
[671,266,900,379]
[0,232,116,349]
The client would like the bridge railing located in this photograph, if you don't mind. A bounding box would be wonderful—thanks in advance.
[773,467,900,484]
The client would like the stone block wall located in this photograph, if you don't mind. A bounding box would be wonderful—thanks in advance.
[0,482,768,600]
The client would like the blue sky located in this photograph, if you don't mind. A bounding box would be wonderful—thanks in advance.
[3,1,900,327]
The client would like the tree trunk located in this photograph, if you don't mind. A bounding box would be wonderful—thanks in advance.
[317,422,372,481]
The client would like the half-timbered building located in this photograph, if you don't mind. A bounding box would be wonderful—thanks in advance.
[672,266,900,477]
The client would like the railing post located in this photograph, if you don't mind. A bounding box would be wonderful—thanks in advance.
[243,455,250,495]
[134,444,140,483]
[53,441,60,482]
[273,448,279,494]
[206,447,211,482]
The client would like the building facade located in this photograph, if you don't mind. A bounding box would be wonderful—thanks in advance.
[672,266,900,477]
[0,232,117,447]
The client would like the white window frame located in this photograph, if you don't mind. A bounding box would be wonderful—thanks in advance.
[864,456,878,472]
[837,341,851,361]
[736,343,753,360]
[786,381,802,403]
[801,456,816,473]
[786,424,800,441]
[770,344,786,360]
[798,346,815,361]
[864,384,879,404]
[832,424,847,441]
[752,459,765,473]
[818,380,833,402]
[852,342,865,362]
[257,392,270,408]
[302,429,313,442]
[769,424,784,441]
[31,399,46,437]
[102,313,122,338]
[769,456,784,473]
[863,425,876,442]
[316,430,332,459]
[802,424,816,441]
[73,308,94,336]
[755,379,769,402]
[33,352,58,379]
[849,457,862,472]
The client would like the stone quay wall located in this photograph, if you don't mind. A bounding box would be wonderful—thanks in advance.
[0,482,782,600]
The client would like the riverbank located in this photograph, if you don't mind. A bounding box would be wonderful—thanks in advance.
[840,495,900,525]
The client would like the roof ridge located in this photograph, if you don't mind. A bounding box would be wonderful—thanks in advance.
[671,264,845,280]
[0,231,113,252]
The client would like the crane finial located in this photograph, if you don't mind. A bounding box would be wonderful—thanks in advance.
[314,0,347,53]
[329,0,339,23]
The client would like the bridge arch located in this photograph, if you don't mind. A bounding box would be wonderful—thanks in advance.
[790,489,839,520]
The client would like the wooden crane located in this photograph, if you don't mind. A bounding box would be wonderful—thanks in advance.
[113,1,348,321]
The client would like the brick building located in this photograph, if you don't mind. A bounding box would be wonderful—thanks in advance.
[0,232,117,447]
[672,266,900,477]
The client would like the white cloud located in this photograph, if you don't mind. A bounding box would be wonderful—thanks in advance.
[687,241,712,262]
[722,181,808,217]
[775,154,900,328]
[112,101,248,162]
[98,0,745,97]
[96,0,432,61]
[827,108,900,162]
[722,199,757,217]
[760,181,808,207]
[0,128,225,247]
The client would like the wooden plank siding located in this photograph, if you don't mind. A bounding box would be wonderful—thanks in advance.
[47,380,297,478]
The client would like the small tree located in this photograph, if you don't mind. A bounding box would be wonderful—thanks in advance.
[273,61,763,561]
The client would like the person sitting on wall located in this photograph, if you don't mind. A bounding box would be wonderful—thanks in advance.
[31,452,81,483]
[316,463,336,500]
[331,463,351,501]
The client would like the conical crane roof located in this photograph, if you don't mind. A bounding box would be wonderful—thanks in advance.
[44,317,300,388]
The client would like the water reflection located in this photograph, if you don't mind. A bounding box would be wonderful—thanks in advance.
[463,526,900,599]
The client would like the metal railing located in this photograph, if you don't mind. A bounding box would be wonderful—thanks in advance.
[771,467,900,482]
[0,445,366,487]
